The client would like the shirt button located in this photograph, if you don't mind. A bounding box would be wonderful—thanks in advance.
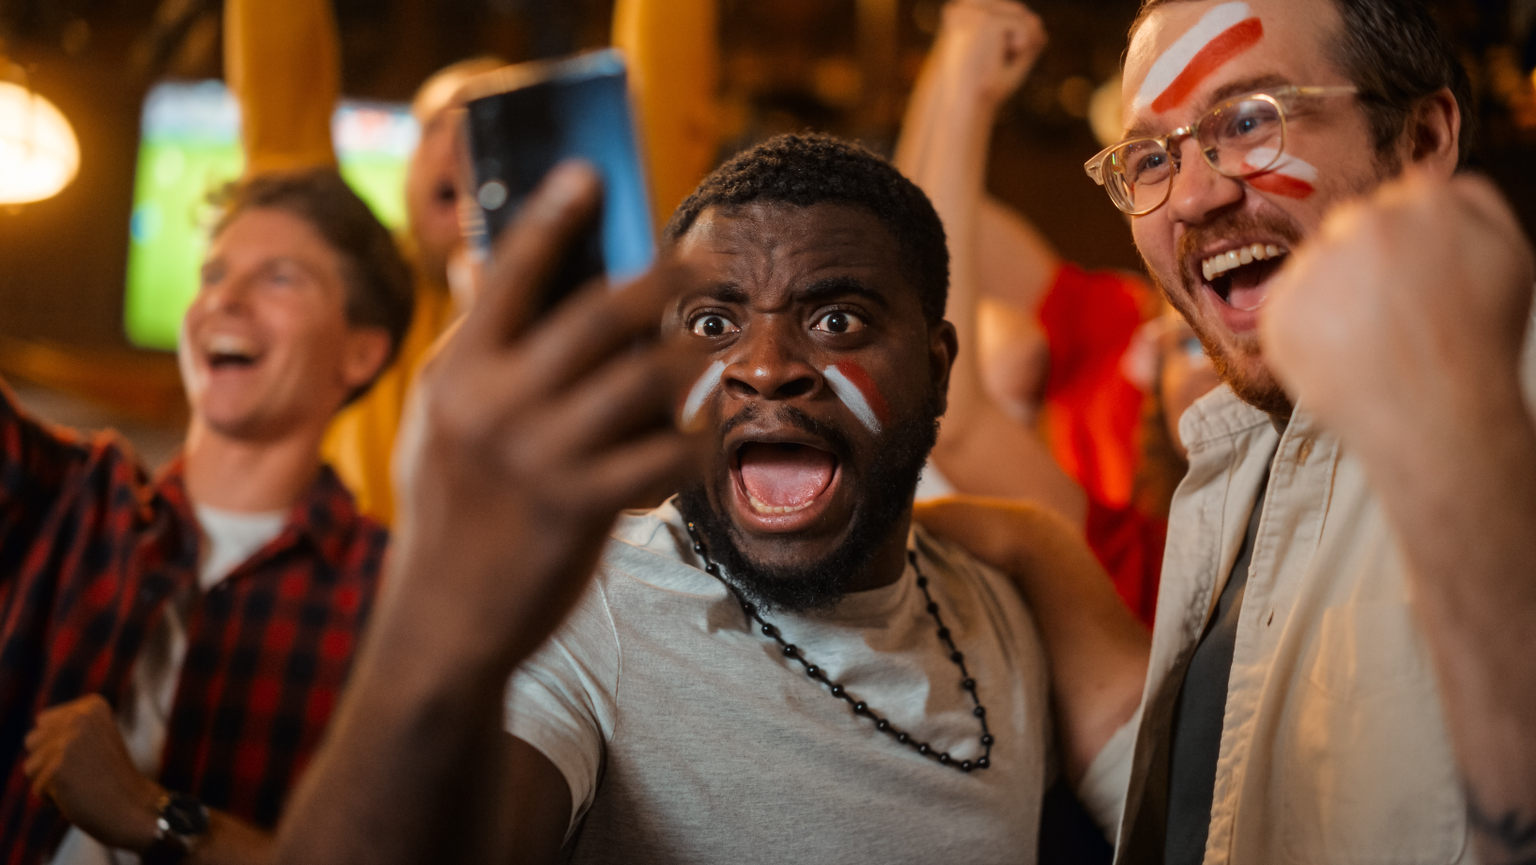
[1296,438,1315,465]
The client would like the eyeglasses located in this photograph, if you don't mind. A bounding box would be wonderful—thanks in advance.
[1084,85,1358,215]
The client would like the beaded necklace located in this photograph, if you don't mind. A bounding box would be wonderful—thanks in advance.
[684,520,994,773]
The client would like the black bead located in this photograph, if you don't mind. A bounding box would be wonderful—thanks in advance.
[830,684,845,697]
[686,522,697,532]
[783,644,798,657]
[937,627,951,641]
[981,734,994,746]
[705,563,719,575]
[854,702,867,714]
[805,665,819,677]
[761,624,777,636]
[926,602,939,614]
[951,651,964,663]
[938,753,950,764]
[962,678,976,690]
[877,720,890,731]
[917,744,930,755]
[742,602,756,616]
[897,733,909,743]
[976,757,990,769]
[960,760,972,772]
[692,542,706,553]
[973,706,986,718]
[908,551,918,563]
[916,575,928,588]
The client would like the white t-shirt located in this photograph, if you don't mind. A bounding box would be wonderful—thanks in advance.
[50,505,286,865]
[505,502,1053,864]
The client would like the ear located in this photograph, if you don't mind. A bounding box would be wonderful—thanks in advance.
[340,325,394,393]
[1406,86,1461,177]
[929,319,960,417]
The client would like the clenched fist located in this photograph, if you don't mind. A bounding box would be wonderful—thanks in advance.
[1260,170,1535,455]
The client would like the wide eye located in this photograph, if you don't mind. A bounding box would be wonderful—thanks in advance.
[812,310,865,334]
[689,313,738,338]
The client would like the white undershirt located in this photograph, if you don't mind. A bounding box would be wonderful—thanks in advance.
[50,505,286,865]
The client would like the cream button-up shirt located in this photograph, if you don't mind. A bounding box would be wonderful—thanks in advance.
[1111,323,1536,865]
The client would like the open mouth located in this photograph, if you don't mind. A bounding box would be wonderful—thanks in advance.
[1199,242,1289,311]
[204,333,261,370]
[734,442,839,517]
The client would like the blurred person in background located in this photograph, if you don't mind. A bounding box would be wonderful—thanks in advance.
[1,169,410,865]
[895,0,1219,625]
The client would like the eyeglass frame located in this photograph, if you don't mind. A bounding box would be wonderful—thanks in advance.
[1083,85,1359,216]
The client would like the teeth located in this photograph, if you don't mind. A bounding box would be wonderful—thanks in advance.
[1200,243,1286,280]
[746,492,815,516]
[206,333,257,358]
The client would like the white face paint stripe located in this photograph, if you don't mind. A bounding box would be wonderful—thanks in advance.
[1135,2,1252,111]
[1243,147,1318,182]
[679,360,726,427]
[822,365,882,434]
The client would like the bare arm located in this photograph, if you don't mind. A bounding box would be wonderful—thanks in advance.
[225,0,339,173]
[1263,170,1536,865]
[894,0,1085,524]
[913,496,1148,784]
[272,163,709,865]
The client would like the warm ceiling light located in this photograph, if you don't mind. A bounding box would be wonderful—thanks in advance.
[0,78,81,205]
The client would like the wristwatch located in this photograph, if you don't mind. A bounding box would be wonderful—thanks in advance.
[142,791,209,865]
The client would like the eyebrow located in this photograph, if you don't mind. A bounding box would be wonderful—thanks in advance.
[794,276,889,307]
[1122,72,1293,139]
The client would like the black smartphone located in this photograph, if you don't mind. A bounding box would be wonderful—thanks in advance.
[460,49,655,316]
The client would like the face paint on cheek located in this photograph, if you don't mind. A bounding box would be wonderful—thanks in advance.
[822,361,890,435]
[1137,2,1264,114]
[678,360,727,429]
[1242,147,1317,199]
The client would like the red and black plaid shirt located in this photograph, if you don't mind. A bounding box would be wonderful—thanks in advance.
[0,383,387,864]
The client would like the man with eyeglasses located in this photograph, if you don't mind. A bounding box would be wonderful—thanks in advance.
[1089,1,1536,864]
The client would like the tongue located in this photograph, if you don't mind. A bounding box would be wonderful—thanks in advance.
[739,443,836,507]
[1227,284,1267,312]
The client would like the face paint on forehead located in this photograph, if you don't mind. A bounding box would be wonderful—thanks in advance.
[679,360,727,428]
[1242,146,1318,198]
[822,360,890,435]
[1136,2,1264,115]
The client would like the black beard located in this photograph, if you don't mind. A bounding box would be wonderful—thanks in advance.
[676,397,940,614]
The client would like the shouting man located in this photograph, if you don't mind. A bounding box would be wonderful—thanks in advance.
[1083,0,1536,863]
[275,137,1150,864]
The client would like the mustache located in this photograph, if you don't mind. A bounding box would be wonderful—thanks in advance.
[719,402,854,457]
[1175,210,1304,278]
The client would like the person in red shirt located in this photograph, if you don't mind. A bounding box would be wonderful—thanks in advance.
[0,168,412,865]
[895,0,1218,625]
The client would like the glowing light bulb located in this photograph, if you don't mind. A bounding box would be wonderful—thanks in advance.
[0,81,80,205]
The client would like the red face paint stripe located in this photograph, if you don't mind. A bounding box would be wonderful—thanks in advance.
[1246,171,1314,199]
[1150,18,1264,113]
[832,360,890,424]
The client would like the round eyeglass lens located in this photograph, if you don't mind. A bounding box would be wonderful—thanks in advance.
[1110,139,1173,213]
[1200,97,1283,176]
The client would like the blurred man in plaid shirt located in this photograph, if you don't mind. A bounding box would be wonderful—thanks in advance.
[0,168,413,865]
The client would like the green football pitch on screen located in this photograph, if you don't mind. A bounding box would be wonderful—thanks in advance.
[124,80,418,350]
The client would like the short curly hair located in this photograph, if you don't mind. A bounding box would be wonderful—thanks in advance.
[663,133,950,325]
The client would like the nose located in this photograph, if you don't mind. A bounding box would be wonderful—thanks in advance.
[195,271,254,316]
[721,322,820,403]
[1165,137,1245,225]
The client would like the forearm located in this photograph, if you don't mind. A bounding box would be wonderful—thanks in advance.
[225,0,338,172]
[1361,390,1536,865]
[913,497,1146,782]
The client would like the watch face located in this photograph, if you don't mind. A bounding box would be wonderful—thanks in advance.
[161,792,210,837]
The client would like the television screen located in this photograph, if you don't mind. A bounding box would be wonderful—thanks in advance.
[123,80,418,350]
